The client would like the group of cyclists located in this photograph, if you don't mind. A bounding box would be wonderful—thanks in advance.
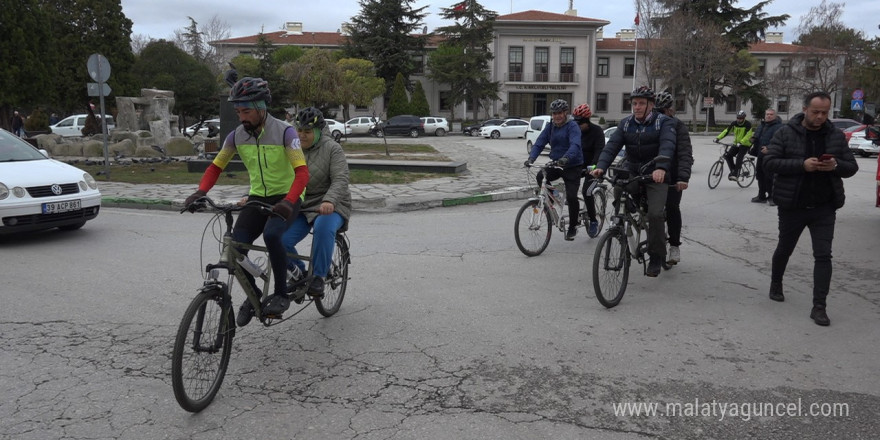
[183,77,352,325]
[526,87,693,277]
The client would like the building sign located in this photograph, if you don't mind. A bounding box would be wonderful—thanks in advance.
[522,37,566,44]
[514,85,570,90]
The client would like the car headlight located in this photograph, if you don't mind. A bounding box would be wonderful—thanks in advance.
[0,183,8,200]
[83,172,98,190]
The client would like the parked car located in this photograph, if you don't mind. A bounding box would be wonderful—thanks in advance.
[345,116,381,136]
[0,129,101,235]
[50,114,115,137]
[849,127,879,157]
[420,117,449,136]
[842,124,867,142]
[463,118,505,136]
[183,118,220,137]
[375,115,425,138]
[480,118,529,139]
[603,126,626,167]
[525,115,551,153]
[324,120,351,141]
[830,118,862,131]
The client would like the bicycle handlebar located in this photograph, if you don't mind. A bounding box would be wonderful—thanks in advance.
[180,196,279,218]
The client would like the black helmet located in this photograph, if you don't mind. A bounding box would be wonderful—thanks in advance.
[295,107,326,130]
[228,77,271,104]
[549,99,569,113]
[736,110,747,119]
[631,86,655,100]
[655,91,673,110]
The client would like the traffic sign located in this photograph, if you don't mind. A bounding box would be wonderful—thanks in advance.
[852,89,864,100]
[87,82,111,97]
[851,99,864,111]
[87,53,111,83]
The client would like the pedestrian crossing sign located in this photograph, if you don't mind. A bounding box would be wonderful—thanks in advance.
[851,100,864,111]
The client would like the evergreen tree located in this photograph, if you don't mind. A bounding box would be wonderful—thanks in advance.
[344,0,429,99]
[429,0,499,120]
[132,41,218,120]
[409,81,430,116]
[657,0,789,50]
[182,16,205,62]
[387,73,411,118]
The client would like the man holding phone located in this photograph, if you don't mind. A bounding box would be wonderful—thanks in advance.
[763,91,858,326]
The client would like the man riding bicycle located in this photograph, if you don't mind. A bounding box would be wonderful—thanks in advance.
[590,86,676,276]
[525,98,584,241]
[184,77,310,325]
[715,110,754,181]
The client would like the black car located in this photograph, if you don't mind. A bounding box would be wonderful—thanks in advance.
[463,118,505,136]
[376,115,425,138]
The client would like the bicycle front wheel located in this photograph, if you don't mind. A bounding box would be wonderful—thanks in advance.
[592,228,630,308]
[514,199,552,256]
[590,187,608,237]
[707,161,724,189]
[315,234,349,317]
[737,160,756,188]
[171,288,234,412]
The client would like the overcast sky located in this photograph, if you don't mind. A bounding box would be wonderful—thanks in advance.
[121,0,880,43]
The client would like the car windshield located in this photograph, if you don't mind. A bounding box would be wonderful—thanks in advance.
[0,130,47,162]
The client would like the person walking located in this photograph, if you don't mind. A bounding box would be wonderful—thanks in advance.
[749,108,783,204]
[653,92,693,265]
[763,91,858,327]
[11,111,24,137]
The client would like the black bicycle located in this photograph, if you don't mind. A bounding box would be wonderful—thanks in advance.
[708,142,756,189]
[171,197,350,412]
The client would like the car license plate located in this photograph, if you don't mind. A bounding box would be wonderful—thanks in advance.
[42,199,81,214]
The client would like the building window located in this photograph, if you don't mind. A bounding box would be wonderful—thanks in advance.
[439,91,452,111]
[597,57,609,77]
[777,95,789,113]
[725,96,737,113]
[622,93,632,112]
[779,59,791,77]
[805,59,818,78]
[411,54,424,75]
[560,47,574,82]
[756,59,766,77]
[534,47,549,82]
[595,93,608,112]
[624,58,635,77]
[508,46,523,81]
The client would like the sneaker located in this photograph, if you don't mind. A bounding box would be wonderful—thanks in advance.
[646,256,662,277]
[262,293,291,316]
[751,196,767,203]
[667,246,680,265]
[286,266,304,292]
[728,173,737,181]
[588,220,599,238]
[767,199,776,206]
[565,228,577,241]
[810,306,830,326]
[237,298,255,327]
[308,276,325,298]
[769,281,784,302]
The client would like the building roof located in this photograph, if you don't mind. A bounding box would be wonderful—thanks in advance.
[596,37,840,55]
[211,30,443,47]
[496,10,610,26]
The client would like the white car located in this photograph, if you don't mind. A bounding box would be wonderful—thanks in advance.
[50,114,115,137]
[183,118,220,137]
[849,132,879,157]
[420,117,449,136]
[345,116,381,135]
[481,118,529,139]
[325,120,352,140]
[0,129,101,235]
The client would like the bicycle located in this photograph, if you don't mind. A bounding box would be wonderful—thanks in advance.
[171,196,351,412]
[707,141,756,189]
[591,157,670,308]
[514,160,609,256]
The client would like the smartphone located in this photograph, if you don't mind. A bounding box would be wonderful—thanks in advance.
[819,154,834,162]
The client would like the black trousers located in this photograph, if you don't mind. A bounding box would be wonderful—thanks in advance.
[537,166,582,229]
[665,187,683,247]
[771,204,835,308]
[724,145,748,174]
[233,195,301,297]
[755,153,774,199]
[581,174,597,222]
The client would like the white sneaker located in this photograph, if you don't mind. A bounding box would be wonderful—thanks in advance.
[667,246,680,265]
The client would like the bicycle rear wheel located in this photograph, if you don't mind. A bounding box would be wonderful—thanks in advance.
[737,160,756,188]
[592,228,630,308]
[707,161,724,189]
[171,288,234,412]
[514,199,552,256]
[315,234,349,317]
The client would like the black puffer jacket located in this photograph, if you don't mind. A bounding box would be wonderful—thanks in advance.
[596,111,676,178]
[764,113,858,209]
[669,116,693,183]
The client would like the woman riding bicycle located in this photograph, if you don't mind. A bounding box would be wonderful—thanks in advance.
[525,98,584,241]
[184,77,310,324]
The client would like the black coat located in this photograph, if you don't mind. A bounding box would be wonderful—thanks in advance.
[669,116,693,183]
[764,113,858,209]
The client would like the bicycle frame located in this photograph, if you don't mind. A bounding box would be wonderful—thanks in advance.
[525,161,571,232]
[606,176,649,263]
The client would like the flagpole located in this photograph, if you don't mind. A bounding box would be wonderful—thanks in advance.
[632,5,639,91]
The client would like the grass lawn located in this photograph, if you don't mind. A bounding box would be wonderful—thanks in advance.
[74,142,450,185]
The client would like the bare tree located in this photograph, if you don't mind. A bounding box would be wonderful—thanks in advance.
[173,14,232,75]
[130,34,152,55]
[633,0,667,88]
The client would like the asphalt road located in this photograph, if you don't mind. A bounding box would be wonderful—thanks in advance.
[1,135,878,439]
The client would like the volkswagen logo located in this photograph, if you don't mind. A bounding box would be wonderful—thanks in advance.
[51,184,63,195]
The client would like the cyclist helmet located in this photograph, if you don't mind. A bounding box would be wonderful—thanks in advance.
[228,77,271,104]
[654,91,673,110]
[549,99,569,113]
[630,86,655,101]
[736,110,747,119]
[572,103,592,120]
[295,107,326,130]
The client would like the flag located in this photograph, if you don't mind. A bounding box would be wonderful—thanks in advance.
[453,1,466,15]
[634,12,640,26]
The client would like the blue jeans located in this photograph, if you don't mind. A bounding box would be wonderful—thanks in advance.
[282,212,344,278]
